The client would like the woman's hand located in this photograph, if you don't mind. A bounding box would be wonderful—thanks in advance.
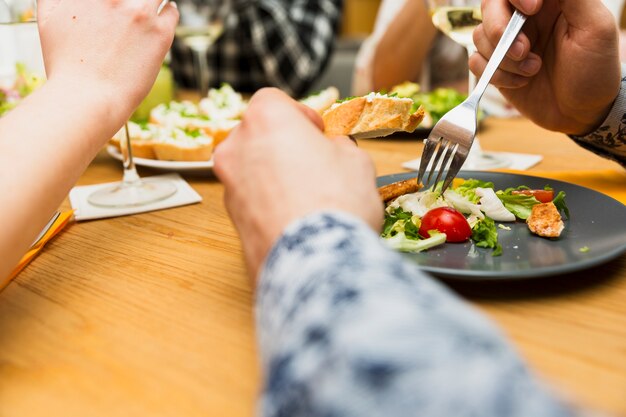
[37,0,178,124]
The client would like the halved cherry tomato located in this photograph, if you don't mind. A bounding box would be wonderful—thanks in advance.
[419,207,471,243]
[511,189,554,203]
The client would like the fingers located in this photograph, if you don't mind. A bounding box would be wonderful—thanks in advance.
[294,101,324,132]
[479,0,533,62]
[505,0,542,15]
[473,24,541,76]
[156,1,179,38]
[468,52,533,89]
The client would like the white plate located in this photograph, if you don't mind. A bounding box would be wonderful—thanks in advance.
[107,145,214,172]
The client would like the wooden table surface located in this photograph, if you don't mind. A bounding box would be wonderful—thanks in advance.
[0,117,624,416]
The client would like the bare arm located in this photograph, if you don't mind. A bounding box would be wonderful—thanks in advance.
[0,0,178,281]
[371,0,437,92]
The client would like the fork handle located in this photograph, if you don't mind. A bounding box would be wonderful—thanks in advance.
[468,10,527,105]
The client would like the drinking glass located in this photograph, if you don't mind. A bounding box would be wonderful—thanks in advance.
[87,123,178,207]
[428,0,510,169]
[175,2,224,97]
[88,0,178,208]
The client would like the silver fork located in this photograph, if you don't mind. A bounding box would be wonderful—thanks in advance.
[417,10,527,192]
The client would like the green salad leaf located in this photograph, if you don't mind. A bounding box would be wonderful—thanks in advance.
[412,88,466,123]
[471,217,502,256]
[454,179,494,203]
[382,207,420,239]
[384,230,446,253]
[496,191,540,220]
[552,191,570,219]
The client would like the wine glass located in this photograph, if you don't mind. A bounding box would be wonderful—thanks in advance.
[175,2,224,97]
[429,0,510,169]
[87,123,178,207]
[88,0,178,208]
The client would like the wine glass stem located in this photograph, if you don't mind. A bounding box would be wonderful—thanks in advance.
[192,46,210,97]
[465,45,477,95]
[121,122,141,185]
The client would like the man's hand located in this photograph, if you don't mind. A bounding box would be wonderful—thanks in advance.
[469,0,621,135]
[213,88,383,282]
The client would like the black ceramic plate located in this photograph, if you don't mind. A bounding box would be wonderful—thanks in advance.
[377,171,626,280]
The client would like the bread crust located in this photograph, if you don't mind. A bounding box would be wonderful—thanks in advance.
[152,141,213,162]
[323,96,424,138]
[109,137,157,160]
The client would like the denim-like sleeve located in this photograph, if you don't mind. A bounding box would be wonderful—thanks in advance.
[256,211,576,417]
[569,65,626,168]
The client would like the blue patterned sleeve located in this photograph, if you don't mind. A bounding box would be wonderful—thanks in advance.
[569,65,626,168]
[256,211,576,417]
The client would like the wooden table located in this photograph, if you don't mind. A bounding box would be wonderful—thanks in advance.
[0,117,624,416]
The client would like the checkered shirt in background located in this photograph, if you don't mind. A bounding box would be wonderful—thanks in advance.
[170,0,344,97]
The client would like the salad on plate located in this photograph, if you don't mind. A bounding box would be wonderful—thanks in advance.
[380,177,569,256]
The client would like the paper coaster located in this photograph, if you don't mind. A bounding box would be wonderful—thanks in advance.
[69,173,202,221]
[403,151,543,172]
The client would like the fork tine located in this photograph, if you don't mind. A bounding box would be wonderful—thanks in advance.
[440,149,466,193]
[432,143,458,188]
[417,137,439,187]
[425,138,450,187]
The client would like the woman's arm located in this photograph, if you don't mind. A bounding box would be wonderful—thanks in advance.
[371,0,437,92]
[0,0,177,280]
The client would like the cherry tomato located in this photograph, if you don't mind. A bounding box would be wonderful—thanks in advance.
[511,189,554,203]
[419,207,471,243]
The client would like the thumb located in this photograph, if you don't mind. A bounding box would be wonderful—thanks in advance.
[556,0,617,32]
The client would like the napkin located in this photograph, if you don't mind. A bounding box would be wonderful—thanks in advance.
[69,173,202,221]
[502,169,626,204]
[5,210,74,289]
[402,151,543,171]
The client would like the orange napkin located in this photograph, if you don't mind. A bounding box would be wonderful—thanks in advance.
[500,169,626,205]
[3,210,74,290]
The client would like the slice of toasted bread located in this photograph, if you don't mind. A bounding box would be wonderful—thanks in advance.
[153,141,213,161]
[527,202,564,238]
[323,94,424,139]
[109,123,158,159]
[300,86,340,115]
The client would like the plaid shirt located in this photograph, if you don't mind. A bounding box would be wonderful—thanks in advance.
[170,0,343,97]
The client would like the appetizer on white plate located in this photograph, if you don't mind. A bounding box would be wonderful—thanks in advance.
[300,86,340,115]
[152,126,214,162]
[199,83,247,121]
[110,121,160,159]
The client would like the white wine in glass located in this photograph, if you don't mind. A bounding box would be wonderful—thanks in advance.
[176,3,224,97]
[429,0,510,170]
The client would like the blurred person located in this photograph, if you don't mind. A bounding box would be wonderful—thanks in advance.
[0,0,178,280]
[470,0,626,166]
[354,0,626,112]
[214,87,623,417]
[169,0,343,97]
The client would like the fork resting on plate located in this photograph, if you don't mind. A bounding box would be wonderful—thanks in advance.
[417,10,527,192]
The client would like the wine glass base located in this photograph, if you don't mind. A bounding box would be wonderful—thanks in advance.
[88,179,178,208]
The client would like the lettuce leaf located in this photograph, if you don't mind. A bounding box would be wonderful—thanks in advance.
[384,231,447,253]
[471,217,502,256]
[454,179,494,203]
[382,207,420,239]
[552,191,570,219]
[496,191,540,220]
